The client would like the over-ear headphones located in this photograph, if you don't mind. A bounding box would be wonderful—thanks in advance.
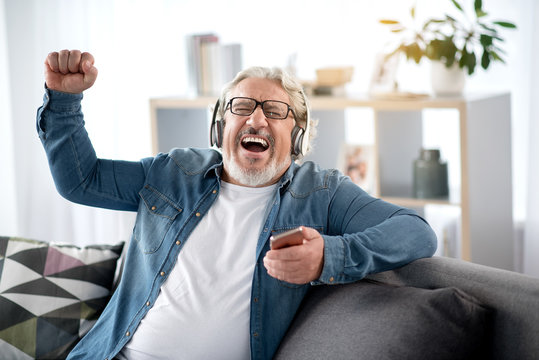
[210,99,224,148]
[210,91,311,157]
[292,89,311,157]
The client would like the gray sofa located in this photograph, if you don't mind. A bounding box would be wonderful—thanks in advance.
[274,256,539,360]
[4,234,536,359]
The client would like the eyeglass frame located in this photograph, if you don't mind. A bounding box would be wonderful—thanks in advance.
[225,96,297,120]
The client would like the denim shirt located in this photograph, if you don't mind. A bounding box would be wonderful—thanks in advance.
[37,89,437,360]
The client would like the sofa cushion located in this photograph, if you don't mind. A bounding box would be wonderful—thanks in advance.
[274,279,492,360]
[0,236,124,359]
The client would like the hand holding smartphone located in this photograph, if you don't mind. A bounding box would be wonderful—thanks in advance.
[270,227,304,250]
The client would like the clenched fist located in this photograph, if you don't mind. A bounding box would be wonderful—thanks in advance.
[44,50,98,94]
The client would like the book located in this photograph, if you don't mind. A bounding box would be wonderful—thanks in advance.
[186,34,242,96]
[186,33,218,95]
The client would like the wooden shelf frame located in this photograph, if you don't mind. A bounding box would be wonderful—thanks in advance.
[149,92,514,270]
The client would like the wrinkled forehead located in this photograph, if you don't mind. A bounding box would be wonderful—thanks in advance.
[230,77,291,104]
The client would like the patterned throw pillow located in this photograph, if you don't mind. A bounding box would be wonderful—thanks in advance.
[0,236,124,359]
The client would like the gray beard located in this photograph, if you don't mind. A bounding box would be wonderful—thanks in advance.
[224,153,289,187]
[222,127,290,187]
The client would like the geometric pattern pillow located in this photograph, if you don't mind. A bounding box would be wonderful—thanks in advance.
[0,236,124,359]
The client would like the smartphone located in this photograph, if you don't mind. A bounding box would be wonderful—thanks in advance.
[270,227,304,250]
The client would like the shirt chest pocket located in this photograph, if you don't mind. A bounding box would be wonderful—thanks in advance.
[133,185,183,254]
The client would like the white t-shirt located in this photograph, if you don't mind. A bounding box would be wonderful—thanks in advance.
[119,181,277,360]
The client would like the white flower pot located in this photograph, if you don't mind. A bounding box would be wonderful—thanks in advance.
[430,61,466,96]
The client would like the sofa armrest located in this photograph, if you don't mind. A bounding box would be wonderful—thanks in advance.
[367,256,539,360]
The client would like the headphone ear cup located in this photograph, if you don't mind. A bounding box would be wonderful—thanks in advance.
[295,89,311,157]
[215,120,224,148]
[291,125,305,156]
[210,99,223,148]
[211,119,224,148]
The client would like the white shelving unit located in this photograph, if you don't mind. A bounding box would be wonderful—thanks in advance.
[149,92,514,270]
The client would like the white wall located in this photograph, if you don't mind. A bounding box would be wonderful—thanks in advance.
[523,2,539,276]
[0,0,18,236]
[1,0,533,251]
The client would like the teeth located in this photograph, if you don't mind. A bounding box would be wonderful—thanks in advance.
[242,136,268,148]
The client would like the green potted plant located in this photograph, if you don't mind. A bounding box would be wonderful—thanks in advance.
[380,0,516,93]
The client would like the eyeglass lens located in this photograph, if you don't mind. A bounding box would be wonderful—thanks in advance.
[230,97,290,119]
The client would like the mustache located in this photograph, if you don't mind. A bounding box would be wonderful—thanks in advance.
[235,127,275,148]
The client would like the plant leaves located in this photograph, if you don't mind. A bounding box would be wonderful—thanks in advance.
[440,37,458,61]
[458,47,477,75]
[423,18,445,31]
[493,46,507,54]
[474,0,483,13]
[426,40,442,60]
[493,21,517,29]
[458,47,468,69]
[479,22,498,34]
[427,37,459,67]
[380,19,400,25]
[476,10,488,18]
[378,1,516,74]
[451,0,464,12]
[467,51,477,75]
[491,50,505,63]
[480,34,493,47]
[405,43,423,64]
[481,50,491,69]
[385,45,405,60]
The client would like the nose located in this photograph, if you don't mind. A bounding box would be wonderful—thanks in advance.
[246,106,269,129]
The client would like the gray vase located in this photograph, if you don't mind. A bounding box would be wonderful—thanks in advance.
[413,149,449,198]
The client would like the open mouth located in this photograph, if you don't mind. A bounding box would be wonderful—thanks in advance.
[241,136,269,153]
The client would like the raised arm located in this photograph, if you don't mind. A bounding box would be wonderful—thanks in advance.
[37,50,146,212]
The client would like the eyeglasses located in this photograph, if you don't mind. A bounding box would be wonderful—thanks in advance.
[226,97,295,120]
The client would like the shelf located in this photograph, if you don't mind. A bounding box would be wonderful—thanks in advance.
[382,197,459,208]
[150,96,217,109]
[150,92,508,111]
[149,92,514,271]
[380,186,461,208]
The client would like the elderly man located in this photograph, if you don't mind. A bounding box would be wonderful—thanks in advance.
[37,49,437,360]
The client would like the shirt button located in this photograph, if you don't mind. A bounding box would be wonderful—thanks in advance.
[196,212,201,217]
[151,206,156,211]
[126,331,130,337]
[176,240,181,245]
[329,276,335,283]
[253,297,259,303]
[160,271,165,276]
[146,301,151,306]
[212,189,217,194]
[253,332,259,338]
